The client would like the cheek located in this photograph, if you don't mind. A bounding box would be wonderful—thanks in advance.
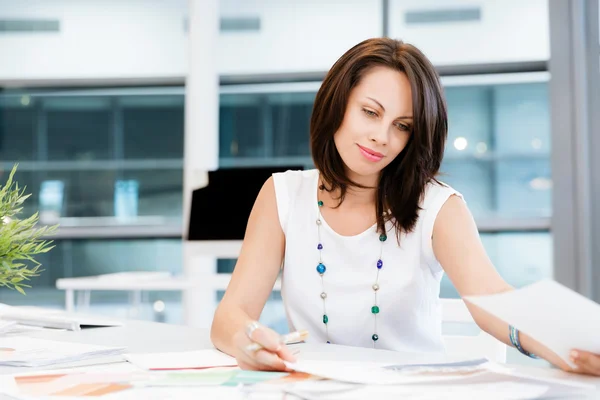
[393,133,410,150]
[337,112,367,140]
[334,124,356,148]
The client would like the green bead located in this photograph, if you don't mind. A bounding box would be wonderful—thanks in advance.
[318,201,324,207]
[371,305,380,314]
[379,234,387,242]
[372,334,379,341]
[323,314,328,324]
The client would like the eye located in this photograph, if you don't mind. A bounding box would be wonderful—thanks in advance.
[395,123,411,132]
[362,108,378,118]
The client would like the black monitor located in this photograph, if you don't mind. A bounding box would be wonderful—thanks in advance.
[187,165,304,240]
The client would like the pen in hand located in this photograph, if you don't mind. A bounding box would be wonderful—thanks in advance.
[245,329,309,352]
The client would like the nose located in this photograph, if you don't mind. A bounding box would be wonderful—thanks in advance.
[367,124,388,146]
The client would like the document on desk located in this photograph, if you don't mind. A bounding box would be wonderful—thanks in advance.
[0,304,122,331]
[284,359,500,385]
[464,279,600,368]
[286,381,551,400]
[0,337,126,368]
[0,321,17,334]
[124,349,238,370]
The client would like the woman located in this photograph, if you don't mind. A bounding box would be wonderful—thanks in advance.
[211,37,600,376]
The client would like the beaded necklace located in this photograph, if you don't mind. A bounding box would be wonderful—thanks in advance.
[315,183,387,348]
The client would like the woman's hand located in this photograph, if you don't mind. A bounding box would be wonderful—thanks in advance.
[231,321,296,371]
[567,350,600,376]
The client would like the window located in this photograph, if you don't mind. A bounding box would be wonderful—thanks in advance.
[0,89,184,224]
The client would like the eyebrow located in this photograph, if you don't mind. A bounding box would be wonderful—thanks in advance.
[366,97,413,120]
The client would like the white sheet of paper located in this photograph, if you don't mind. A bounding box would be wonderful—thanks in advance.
[0,320,17,334]
[287,382,550,400]
[0,337,125,368]
[124,349,237,370]
[100,387,248,400]
[284,360,499,385]
[464,280,600,368]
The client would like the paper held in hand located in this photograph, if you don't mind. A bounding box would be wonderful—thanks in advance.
[464,279,600,368]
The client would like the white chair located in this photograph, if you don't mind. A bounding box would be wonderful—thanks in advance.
[441,298,507,363]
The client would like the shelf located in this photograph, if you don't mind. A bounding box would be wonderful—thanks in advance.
[43,216,183,239]
[218,156,314,168]
[0,71,549,98]
[476,217,550,232]
[1,160,183,172]
[443,152,550,162]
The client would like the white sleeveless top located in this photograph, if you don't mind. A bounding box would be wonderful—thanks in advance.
[272,169,463,353]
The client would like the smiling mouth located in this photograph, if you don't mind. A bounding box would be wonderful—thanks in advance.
[357,144,384,162]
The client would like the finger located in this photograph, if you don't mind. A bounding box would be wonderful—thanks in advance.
[572,350,600,376]
[236,351,263,371]
[237,359,258,371]
[239,350,282,372]
[276,344,297,363]
[239,338,282,372]
[252,349,288,371]
[249,326,282,352]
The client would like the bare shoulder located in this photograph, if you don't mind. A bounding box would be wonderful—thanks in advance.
[248,176,280,230]
[257,175,277,205]
[434,193,475,234]
[438,193,468,215]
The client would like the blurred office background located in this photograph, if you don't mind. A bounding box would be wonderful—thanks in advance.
[0,0,598,353]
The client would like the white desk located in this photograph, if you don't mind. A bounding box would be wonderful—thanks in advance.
[2,320,600,398]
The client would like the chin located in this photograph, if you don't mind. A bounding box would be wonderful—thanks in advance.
[344,158,385,180]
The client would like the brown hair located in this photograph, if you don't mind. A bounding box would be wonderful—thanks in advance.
[310,37,447,240]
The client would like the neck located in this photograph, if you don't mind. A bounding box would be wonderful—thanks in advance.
[343,185,377,207]
[323,169,379,207]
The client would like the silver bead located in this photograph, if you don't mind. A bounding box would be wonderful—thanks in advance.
[316,219,322,225]
[372,284,380,291]
[320,292,327,299]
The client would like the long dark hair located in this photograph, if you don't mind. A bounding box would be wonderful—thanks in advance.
[310,37,447,241]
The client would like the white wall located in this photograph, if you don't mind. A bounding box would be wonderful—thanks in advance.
[0,0,548,84]
[0,0,188,83]
[218,0,383,75]
[0,0,381,84]
[388,0,549,66]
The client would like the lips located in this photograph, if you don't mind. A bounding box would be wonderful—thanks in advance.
[357,144,384,162]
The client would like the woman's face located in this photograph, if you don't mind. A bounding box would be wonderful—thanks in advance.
[333,66,413,183]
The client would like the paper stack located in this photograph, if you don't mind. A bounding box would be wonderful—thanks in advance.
[124,349,238,370]
[0,304,122,331]
[0,320,17,334]
[0,337,126,368]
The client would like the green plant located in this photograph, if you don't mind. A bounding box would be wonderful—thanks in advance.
[0,165,58,294]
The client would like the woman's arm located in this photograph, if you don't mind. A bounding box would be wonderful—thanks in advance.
[432,195,574,372]
[210,176,295,370]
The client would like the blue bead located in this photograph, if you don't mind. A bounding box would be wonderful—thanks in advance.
[326,341,331,344]
[377,259,383,269]
[317,243,323,250]
[316,263,326,274]
[372,334,379,341]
